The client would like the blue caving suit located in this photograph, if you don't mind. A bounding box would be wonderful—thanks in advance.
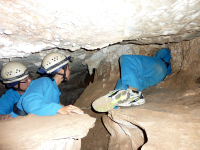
[115,48,172,91]
[10,77,63,117]
[0,89,21,114]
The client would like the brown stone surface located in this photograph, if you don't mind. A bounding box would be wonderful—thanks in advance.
[0,114,96,150]
[102,115,144,150]
[75,36,200,149]
[77,74,200,149]
[107,87,200,149]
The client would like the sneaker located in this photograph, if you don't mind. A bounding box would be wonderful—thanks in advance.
[117,89,145,106]
[92,90,130,112]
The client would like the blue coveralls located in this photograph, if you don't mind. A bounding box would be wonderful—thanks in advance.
[115,48,172,91]
[0,89,21,114]
[10,77,63,117]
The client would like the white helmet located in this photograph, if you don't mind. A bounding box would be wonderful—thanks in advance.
[0,62,29,84]
[41,52,71,74]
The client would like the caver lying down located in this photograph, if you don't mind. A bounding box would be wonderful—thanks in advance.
[92,48,172,112]
[10,52,83,117]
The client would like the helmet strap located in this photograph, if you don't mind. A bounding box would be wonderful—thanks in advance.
[63,65,67,80]
[12,81,26,92]
[53,65,68,81]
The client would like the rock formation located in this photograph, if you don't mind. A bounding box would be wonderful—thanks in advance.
[0,0,200,149]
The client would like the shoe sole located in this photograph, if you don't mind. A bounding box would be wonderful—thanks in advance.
[92,90,129,112]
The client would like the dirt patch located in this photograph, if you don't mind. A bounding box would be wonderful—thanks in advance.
[81,109,109,150]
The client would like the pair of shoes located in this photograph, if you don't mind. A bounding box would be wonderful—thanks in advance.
[92,90,130,112]
[117,89,145,106]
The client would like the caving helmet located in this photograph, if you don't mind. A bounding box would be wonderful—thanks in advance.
[38,52,72,80]
[0,62,29,88]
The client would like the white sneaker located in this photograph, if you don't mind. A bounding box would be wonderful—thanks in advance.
[92,90,130,112]
[117,89,145,106]
[104,89,121,97]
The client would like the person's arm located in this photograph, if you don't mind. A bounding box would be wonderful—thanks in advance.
[0,89,20,120]
[24,95,84,116]
[22,92,63,116]
[20,78,83,116]
[57,105,84,115]
[0,89,20,115]
[20,78,63,116]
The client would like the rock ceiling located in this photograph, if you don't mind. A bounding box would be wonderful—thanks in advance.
[0,0,200,59]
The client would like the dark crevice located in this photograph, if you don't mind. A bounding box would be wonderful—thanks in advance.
[59,66,95,105]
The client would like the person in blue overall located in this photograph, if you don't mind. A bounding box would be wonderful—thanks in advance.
[10,52,83,117]
[92,48,172,112]
[0,62,32,121]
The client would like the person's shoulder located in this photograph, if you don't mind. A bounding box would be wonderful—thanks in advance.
[0,88,20,99]
[4,88,18,95]
[30,77,53,88]
[32,77,52,83]
[24,77,53,94]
